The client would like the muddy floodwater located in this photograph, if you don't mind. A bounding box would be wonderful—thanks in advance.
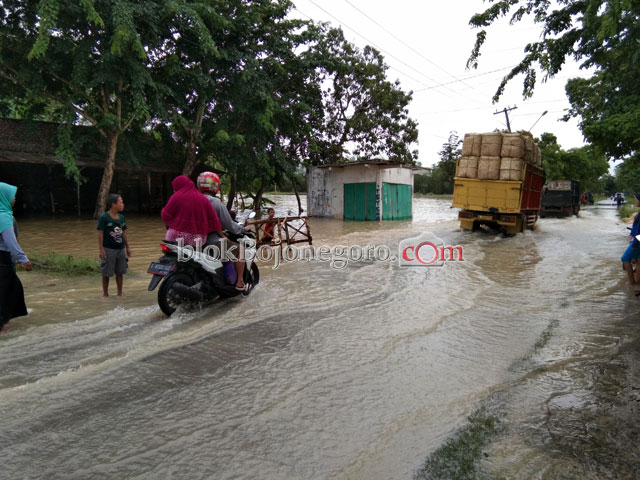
[2,196,639,479]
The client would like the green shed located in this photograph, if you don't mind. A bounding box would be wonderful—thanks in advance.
[307,162,415,221]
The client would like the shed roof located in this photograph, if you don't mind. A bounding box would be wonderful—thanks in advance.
[0,150,185,174]
[0,150,230,176]
[312,160,416,169]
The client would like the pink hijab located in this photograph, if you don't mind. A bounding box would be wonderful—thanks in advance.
[161,175,222,235]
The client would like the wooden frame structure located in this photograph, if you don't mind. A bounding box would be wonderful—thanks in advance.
[249,216,312,247]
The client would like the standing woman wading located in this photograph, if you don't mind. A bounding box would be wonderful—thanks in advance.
[621,193,640,285]
[0,182,32,332]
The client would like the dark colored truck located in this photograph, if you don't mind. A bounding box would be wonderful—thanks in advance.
[540,180,581,217]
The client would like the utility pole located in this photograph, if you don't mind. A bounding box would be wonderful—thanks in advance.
[494,106,518,132]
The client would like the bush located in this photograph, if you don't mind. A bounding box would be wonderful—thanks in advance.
[619,203,638,221]
[29,250,99,275]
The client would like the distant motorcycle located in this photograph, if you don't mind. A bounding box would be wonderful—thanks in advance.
[147,213,259,316]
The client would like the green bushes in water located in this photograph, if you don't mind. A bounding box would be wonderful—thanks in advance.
[619,203,639,222]
[413,409,503,480]
[28,251,99,275]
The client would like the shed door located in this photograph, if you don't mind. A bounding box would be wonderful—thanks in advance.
[344,183,377,221]
[382,183,412,220]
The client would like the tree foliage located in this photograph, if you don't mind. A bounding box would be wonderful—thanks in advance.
[310,27,418,165]
[468,0,640,161]
[614,160,640,194]
[0,1,420,215]
[598,173,617,196]
[0,0,211,215]
[414,132,461,194]
[538,132,609,191]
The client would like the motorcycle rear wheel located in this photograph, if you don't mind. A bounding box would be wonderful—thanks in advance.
[241,263,260,296]
[158,271,196,317]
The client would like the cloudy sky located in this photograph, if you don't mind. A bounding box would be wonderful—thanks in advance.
[290,0,591,167]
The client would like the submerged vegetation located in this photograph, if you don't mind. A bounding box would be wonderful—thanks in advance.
[414,408,503,480]
[28,251,99,276]
[414,315,562,480]
[619,203,639,221]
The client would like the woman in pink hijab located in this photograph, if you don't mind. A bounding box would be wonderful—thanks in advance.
[161,175,223,247]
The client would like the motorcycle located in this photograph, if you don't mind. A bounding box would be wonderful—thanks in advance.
[147,212,259,316]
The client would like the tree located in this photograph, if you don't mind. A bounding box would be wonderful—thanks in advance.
[149,0,224,177]
[310,27,418,165]
[151,0,323,212]
[615,160,640,194]
[414,132,462,194]
[538,132,609,191]
[597,173,617,196]
[468,0,640,161]
[1,1,420,216]
[202,2,320,211]
[437,131,462,185]
[0,1,216,216]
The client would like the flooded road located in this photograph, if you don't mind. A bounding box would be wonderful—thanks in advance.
[2,197,639,479]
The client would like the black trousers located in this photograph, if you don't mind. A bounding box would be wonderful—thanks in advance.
[0,250,27,329]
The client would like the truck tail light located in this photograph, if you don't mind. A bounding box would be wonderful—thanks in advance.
[501,215,517,223]
[459,211,475,219]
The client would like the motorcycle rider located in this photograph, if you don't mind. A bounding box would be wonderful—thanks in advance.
[197,171,252,291]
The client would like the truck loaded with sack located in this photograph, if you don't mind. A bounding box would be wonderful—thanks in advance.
[453,131,545,235]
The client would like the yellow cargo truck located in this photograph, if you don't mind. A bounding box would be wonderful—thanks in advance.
[452,160,545,235]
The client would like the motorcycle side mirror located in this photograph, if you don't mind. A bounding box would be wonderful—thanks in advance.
[248,211,257,220]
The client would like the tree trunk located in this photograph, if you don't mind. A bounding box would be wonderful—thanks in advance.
[76,180,81,216]
[181,97,206,178]
[291,175,303,215]
[47,166,55,214]
[182,139,198,177]
[93,133,119,218]
[226,174,237,211]
[253,183,265,213]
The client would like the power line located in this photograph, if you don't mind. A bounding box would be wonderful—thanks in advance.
[343,0,484,95]
[301,0,471,101]
[414,105,499,116]
[293,6,448,91]
[412,66,516,92]
[305,0,438,84]
[511,109,566,117]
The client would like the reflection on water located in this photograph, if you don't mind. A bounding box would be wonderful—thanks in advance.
[1,198,639,479]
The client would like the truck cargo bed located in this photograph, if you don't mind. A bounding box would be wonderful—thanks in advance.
[453,162,544,213]
[452,160,544,234]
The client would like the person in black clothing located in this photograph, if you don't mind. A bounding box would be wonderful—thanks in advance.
[0,182,32,332]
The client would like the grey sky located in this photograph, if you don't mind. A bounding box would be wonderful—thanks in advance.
[291,0,590,167]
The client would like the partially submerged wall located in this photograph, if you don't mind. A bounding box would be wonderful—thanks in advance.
[307,164,414,220]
